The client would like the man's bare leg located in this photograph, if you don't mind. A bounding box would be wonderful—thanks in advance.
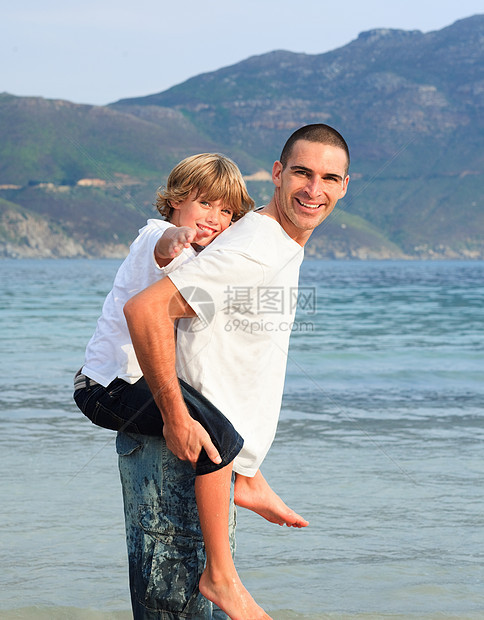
[234,470,309,527]
[196,466,272,620]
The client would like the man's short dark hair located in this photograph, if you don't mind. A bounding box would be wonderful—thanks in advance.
[280,124,350,174]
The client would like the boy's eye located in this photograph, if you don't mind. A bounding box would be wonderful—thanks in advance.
[222,208,233,215]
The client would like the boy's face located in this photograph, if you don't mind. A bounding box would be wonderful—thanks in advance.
[170,190,234,246]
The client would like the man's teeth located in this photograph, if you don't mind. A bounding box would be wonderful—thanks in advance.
[298,199,320,209]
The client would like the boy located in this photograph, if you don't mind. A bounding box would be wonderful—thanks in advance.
[74,153,307,620]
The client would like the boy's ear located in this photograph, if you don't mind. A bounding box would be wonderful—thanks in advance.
[169,200,181,210]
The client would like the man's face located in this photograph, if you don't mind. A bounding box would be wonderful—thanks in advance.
[272,140,349,245]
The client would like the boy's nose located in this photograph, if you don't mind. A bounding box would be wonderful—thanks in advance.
[206,209,220,225]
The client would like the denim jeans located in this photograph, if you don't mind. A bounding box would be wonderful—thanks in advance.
[74,375,243,475]
[117,431,236,619]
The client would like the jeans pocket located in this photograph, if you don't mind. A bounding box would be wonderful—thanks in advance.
[116,431,143,456]
[106,378,129,398]
[138,504,206,615]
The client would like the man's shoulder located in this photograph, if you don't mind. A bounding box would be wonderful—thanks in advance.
[209,211,277,249]
[209,211,301,260]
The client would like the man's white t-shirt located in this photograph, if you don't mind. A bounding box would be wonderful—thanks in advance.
[169,211,304,476]
[82,219,197,387]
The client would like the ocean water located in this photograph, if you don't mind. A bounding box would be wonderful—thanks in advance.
[0,258,483,620]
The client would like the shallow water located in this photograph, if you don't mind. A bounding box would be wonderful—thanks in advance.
[1,259,483,618]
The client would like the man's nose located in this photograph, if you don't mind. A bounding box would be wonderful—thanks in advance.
[305,177,323,198]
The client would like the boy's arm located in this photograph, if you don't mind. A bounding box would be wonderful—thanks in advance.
[154,226,197,268]
[124,277,221,467]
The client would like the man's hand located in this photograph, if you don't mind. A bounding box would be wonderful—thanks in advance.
[163,414,222,468]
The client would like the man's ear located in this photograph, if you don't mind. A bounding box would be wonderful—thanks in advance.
[340,175,350,198]
[272,160,283,187]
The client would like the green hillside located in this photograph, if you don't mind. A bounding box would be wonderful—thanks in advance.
[0,93,235,185]
[0,15,483,258]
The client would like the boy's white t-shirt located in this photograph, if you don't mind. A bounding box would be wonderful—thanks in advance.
[82,219,197,386]
[169,211,304,476]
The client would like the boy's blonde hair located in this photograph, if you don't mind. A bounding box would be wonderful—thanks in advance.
[156,153,254,221]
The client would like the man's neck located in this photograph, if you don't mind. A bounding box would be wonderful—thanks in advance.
[258,198,313,247]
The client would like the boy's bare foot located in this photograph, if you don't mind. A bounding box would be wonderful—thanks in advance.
[234,470,309,528]
[199,568,272,620]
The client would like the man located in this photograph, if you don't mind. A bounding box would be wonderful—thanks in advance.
[122,124,350,619]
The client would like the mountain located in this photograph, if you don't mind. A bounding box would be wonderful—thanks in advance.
[1,15,483,258]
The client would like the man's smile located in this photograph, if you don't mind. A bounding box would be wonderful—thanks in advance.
[295,197,323,210]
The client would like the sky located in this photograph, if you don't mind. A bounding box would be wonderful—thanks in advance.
[2,0,483,106]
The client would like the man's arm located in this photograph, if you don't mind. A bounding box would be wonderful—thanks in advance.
[124,277,221,466]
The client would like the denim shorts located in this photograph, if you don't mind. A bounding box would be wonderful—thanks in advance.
[117,431,236,619]
[74,375,243,476]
